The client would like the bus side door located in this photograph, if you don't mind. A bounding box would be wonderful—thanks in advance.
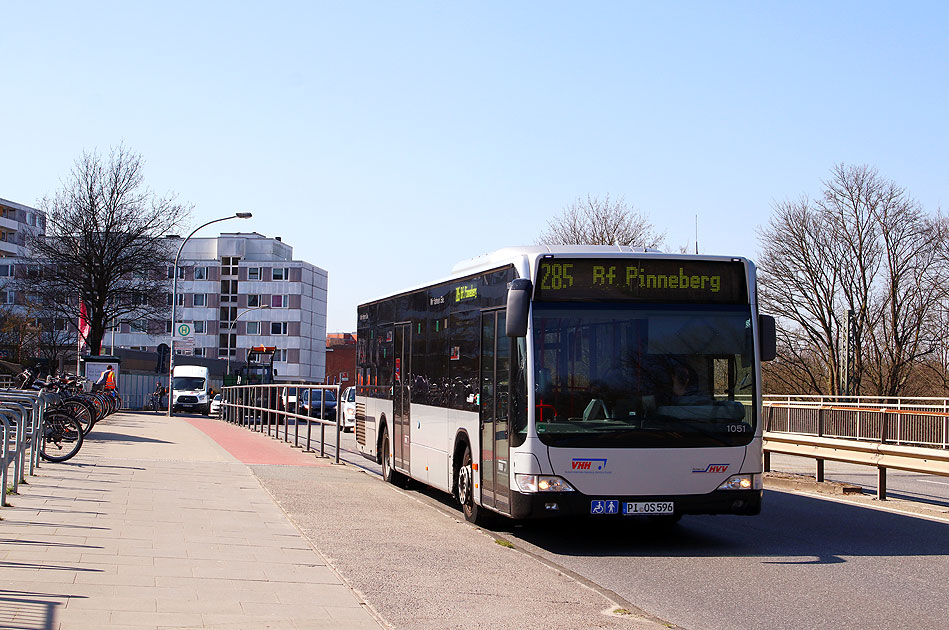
[480,310,511,514]
[393,323,411,474]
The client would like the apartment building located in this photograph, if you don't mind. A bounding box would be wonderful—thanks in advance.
[111,232,328,382]
[0,197,44,311]
[0,197,44,257]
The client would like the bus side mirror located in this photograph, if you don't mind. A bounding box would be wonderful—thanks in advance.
[506,279,533,337]
[758,314,776,362]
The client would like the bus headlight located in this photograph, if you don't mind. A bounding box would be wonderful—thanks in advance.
[515,474,576,493]
[717,474,762,491]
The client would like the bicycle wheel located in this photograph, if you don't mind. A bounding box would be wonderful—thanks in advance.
[62,398,95,435]
[40,412,85,462]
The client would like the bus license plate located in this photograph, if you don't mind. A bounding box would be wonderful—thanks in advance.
[623,501,674,515]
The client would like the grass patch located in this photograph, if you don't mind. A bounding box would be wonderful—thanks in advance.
[494,538,515,549]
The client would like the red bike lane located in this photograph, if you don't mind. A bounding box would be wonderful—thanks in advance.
[183,417,331,466]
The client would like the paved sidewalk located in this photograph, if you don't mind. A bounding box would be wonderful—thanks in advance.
[0,411,384,630]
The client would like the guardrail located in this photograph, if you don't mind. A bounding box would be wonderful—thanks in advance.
[220,384,343,463]
[763,398,949,500]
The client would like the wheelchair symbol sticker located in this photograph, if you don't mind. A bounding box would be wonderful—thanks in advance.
[591,500,605,514]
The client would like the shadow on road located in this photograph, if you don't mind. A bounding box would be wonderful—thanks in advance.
[492,490,949,564]
[402,483,949,565]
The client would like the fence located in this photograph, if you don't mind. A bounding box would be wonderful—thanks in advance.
[117,373,170,410]
[221,383,343,462]
[763,396,949,449]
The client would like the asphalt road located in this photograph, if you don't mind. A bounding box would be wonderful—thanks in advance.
[260,422,949,630]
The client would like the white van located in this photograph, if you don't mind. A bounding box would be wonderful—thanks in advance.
[172,365,211,415]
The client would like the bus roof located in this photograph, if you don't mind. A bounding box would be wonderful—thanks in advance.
[359,246,752,309]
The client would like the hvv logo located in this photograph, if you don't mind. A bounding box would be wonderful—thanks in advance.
[693,464,729,474]
[571,458,608,472]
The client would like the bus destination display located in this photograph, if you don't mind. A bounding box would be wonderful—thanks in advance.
[534,258,748,303]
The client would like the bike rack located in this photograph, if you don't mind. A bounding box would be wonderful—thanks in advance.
[0,390,57,507]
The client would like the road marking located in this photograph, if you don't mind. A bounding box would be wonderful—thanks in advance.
[919,479,949,486]
[768,487,949,524]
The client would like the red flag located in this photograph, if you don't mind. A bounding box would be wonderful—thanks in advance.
[79,299,91,349]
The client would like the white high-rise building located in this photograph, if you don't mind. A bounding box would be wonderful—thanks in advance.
[113,232,327,382]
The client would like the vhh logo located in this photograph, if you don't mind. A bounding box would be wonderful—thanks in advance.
[693,464,729,474]
[571,458,607,472]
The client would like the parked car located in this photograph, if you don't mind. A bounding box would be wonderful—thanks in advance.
[299,388,338,420]
[209,394,223,415]
[340,386,356,432]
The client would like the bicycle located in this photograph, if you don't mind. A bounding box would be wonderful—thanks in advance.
[147,392,164,412]
[39,409,85,462]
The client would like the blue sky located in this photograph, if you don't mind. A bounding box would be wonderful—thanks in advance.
[2,2,946,332]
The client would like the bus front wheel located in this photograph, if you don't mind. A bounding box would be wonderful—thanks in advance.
[380,426,406,485]
[458,444,491,526]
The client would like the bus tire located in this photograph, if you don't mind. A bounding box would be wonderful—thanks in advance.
[380,425,405,486]
[457,443,491,527]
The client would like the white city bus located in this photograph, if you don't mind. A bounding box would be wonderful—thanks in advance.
[354,246,775,524]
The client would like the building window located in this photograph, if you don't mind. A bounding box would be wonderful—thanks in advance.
[176,294,185,306]
[193,294,207,307]
[221,257,240,276]
[272,267,289,281]
[192,348,205,357]
[271,294,288,308]
[274,348,288,362]
[3,290,14,305]
[0,264,11,277]
[248,267,261,280]
[219,333,237,356]
[167,266,185,279]
[193,321,206,334]
[246,321,261,335]
[165,320,172,334]
[248,294,261,307]
[131,320,148,333]
[194,266,208,280]
[271,321,288,335]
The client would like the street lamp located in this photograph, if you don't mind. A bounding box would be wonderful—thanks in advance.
[168,212,252,417]
[226,305,270,378]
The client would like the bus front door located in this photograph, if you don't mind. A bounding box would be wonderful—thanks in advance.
[393,323,411,474]
[480,311,511,514]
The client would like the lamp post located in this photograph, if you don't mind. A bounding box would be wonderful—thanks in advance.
[168,212,252,417]
[226,305,270,379]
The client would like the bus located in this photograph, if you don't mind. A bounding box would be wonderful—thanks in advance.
[354,246,776,525]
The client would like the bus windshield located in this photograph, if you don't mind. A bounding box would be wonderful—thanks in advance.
[532,303,756,448]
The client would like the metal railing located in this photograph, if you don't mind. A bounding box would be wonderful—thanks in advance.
[220,384,343,463]
[0,390,54,507]
[762,395,949,500]
[763,396,949,449]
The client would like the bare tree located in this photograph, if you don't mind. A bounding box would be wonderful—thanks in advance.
[21,146,191,356]
[0,308,39,365]
[758,164,948,396]
[538,195,665,249]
